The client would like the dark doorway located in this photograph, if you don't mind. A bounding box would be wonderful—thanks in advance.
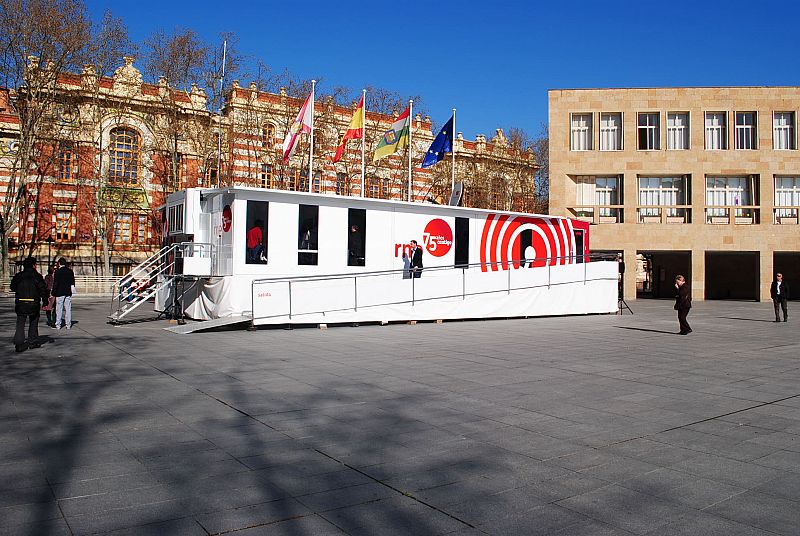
[773,252,800,300]
[298,204,319,265]
[455,217,469,267]
[348,208,366,266]
[705,251,759,300]
[637,251,691,299]
[573,230,585,263]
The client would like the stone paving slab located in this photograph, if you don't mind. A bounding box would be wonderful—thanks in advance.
[1,297,799,535]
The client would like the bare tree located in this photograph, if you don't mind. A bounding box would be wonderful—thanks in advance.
[0,0,91,277]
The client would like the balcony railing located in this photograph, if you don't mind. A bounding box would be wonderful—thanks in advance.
[636,205,691,224]
[705,205,760,224]
[568,205,624,224]
[774,207,800,224]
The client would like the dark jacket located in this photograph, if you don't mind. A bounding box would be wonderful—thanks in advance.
[10,267,48,315]
[410,247,423,270]
[52,265,76,297]
[675,282,691,311]
[770,280,789,301]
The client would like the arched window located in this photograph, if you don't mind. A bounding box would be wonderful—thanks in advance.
[262,123,276,149]
[109,127,140,184]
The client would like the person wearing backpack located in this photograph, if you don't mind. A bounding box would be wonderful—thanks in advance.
[10,257,48,352]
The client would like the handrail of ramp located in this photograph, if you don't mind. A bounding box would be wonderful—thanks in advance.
[250,253,619,324]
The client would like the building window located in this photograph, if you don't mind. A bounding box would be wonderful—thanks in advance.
[312,171,321,193]
[55,209,74,241]
[638,176,687,220]
[108,127,140,184]
[204,165,218,187]
[706,176,755,222]
[705,112,727,150]
[287,168,305,191]
[575,175,620,220]
[335,172,348,196]
[637,113,660,150]
[599,112,622,151]
[773,112,796,150]
[260,163,273,188]
[262,123,276,149]
[667,112,689,150]
[169,153,183,191]
[570,113,593,151]
[775,176,800,220]
[114,213,132,243]
[58,142,78,181]
[137,215,147,243]
[735,112,757,150]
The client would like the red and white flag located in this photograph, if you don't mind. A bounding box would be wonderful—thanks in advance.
[282,90,314,162]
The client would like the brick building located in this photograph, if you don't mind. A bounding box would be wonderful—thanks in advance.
[548,86,800,301]
[0,58,537,276]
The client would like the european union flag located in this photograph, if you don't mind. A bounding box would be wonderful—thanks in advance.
[421,114,454,168]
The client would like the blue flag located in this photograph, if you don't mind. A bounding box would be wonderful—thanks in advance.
[421,114,454,168]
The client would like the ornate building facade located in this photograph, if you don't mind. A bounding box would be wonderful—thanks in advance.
[0,58,537,276]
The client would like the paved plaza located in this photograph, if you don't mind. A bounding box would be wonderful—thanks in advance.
[1,298,799,535]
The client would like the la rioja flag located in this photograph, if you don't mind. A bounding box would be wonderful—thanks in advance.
[282,91,314,162]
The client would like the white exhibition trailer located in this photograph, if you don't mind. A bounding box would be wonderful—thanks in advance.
[163,187,617,325]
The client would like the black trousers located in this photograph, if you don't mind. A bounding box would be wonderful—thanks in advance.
[14,311,40,346]
[677,308,691,333]
[773,298,788,321]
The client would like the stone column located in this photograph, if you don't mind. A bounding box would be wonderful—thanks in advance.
[760,249,773,302]
[624,249,637,301]
[691,249,705,301]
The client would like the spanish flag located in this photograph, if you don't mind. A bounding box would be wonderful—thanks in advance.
[373,106,410,162]
[332,95,364,163]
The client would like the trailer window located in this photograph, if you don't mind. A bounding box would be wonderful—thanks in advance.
[520,229,532,267]
[298,204,318,265]
[455,217,469,267]
[347,208,366,266]
[245,201,268,264]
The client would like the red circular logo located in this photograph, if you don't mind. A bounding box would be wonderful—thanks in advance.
[222,205,232,232]
[423,218,453,257]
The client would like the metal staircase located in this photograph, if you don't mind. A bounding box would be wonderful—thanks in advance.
[108,242,212,323]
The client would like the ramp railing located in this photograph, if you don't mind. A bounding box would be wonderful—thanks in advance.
[251,253,618,324]
[108,242,213,323]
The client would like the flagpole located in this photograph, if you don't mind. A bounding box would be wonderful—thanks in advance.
[308,79,316,193]
[408,99,413,202]
[451,108,456,193]
[361,89,366,197]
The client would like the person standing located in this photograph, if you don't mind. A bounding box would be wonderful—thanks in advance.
[10,257,48,352]
[409,240,423,278]
[42,264,56,327]
[674,275,692,335]
[52,257,75,330]
[770,272,789,322]
[348,224,364,266]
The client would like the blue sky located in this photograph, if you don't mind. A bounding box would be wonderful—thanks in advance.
[86,0,799,140]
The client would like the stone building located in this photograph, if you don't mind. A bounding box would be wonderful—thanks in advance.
[548,86,800,301]
[0,58,537,276]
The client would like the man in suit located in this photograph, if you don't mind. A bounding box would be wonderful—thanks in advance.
[10,257,48,352]
[674,274,692,335]
[770,272,789,322]
[409,239,423,278]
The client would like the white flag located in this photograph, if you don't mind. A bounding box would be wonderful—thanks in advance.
[282,90,314,162]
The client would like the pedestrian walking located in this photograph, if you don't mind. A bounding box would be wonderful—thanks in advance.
[770,272,789,322]
[42,264,56,327]
[52,257,76,330]
[674,274,692,335]
[10,257,48,352]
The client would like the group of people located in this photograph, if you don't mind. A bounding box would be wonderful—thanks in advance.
[673,272,789,334]
[11,257,76,353]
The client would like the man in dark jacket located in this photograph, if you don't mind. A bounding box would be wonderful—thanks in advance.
[52,257,76,330]
[770,273,789,322]
[674,275,692,335]
[10,257,48,352]
[409,239,423,278]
